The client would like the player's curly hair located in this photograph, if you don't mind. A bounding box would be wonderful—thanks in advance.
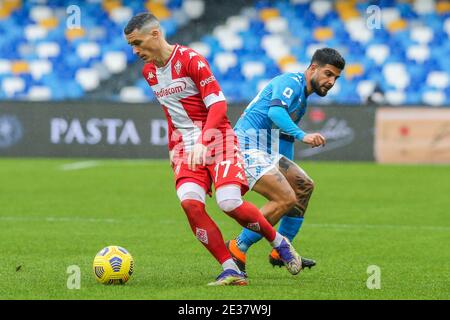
[311,48,346,70]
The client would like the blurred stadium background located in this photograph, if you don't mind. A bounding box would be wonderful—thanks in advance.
[1,0,450,300]
[0,0,449,105]
[0,0,449,162]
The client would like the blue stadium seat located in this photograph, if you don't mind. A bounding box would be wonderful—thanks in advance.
[0,0,205,101]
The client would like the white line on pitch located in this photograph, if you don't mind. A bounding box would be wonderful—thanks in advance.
[0,216,117,223]
[60,161,100,171]
[308,223,450,232]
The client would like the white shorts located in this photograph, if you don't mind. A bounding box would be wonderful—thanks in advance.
[242,149,283,190]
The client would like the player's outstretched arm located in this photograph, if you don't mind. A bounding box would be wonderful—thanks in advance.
[268,106,307,140]
[268,106,325,148]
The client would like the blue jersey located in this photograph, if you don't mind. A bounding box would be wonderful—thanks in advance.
[234,72,308,160]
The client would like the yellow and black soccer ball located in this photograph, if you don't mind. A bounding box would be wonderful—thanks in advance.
[93,246,134,284]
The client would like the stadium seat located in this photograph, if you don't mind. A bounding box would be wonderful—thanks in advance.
[214,52,238,74]
[427,71,449,89]
[242,61,266,80]
[77,42,101,61]
[29,60,52,80]
[119,86,147,103]
[109,6,133,24]
[0,60,11,74]
[422,90,446,106]
[262,35,291,60]
[413,0,436,15]
[182,0,205,20]
[2,77,25,98]
[75,68,100,91]
[28,85,52,101]
[385,90,406,105]
[29,6,53,22]
[24,24,48,41]
[265,16,289,34]
[226,15,250,32]
[356,80,376,102]
[36,42,60,59]
[345,17,373,43]
[366,44,390,65]
[281,62,308,74]
[103,51,127,74]
[311,0,333,19]
[410,25,434,44]
[383,63,410,90]
[406,44,430,63]
[188,41,211,59]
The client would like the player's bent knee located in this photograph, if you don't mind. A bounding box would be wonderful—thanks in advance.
[217,199,243,212]
[216,184,243,212]
[176,182,206,203]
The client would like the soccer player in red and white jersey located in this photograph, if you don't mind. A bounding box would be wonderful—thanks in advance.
[124,12,303,285]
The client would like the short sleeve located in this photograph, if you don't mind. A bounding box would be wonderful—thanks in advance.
[270,74,302,113]
[187,52,225,108]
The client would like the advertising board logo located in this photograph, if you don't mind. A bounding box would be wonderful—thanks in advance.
[0,115,23,149]
[301,108,355,158]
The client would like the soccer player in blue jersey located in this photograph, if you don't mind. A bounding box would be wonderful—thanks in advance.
[227,48,345,275]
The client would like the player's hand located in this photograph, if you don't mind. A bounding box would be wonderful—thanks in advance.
[302,133,326,148]
[187,143,207,171]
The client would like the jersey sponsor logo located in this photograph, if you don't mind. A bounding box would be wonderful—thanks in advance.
[154,80,187,98]
[174,60,182,75]
[198,60,206,70]
[200,75,216,87]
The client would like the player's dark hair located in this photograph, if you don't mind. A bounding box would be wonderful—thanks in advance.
[310,48,345,70]
[124,12,159,35]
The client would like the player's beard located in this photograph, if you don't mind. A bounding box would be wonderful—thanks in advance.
[311,77,328,97]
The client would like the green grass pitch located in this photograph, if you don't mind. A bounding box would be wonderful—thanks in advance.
[1,158,449,300]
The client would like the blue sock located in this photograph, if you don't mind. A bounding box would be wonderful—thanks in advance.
[236,228,263,253]
[277,216,304,242]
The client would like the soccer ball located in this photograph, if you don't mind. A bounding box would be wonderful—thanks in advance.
[93,245,134,284]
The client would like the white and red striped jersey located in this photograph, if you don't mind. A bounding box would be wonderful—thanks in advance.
[143,44,233,153]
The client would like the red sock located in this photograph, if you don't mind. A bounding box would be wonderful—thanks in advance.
[226,201,276,242]
[180,199,231,264]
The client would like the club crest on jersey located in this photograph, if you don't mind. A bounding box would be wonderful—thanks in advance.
[174,60,182,75]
